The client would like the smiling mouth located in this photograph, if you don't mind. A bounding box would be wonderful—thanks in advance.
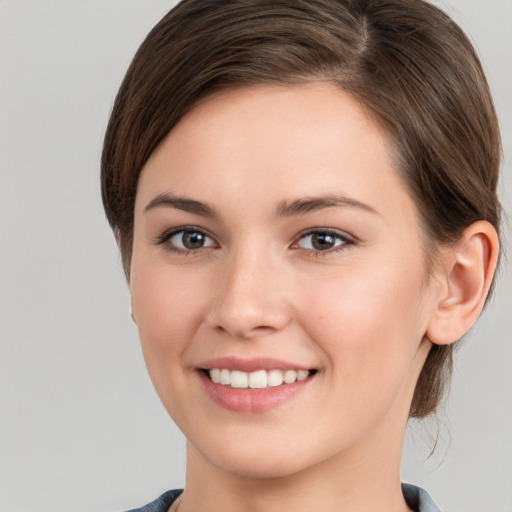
[204,368,317,389]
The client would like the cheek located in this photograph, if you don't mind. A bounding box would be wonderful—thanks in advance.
[299,256,429,392]
[130,260,209,374]
[129,260,218,423]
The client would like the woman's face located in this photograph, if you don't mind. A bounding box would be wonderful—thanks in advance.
[130,83,435,478]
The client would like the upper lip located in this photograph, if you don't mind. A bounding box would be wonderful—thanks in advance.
[198,356,314,373]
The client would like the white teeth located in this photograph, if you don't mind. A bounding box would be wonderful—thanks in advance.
[248,370,267,389]
[210,368,221,384]
[207,368,311,388]
[297,370,309,381]
[219,369,231,385]
[283,370,297,384]
[267,369,284,387]
[230,370,248,388]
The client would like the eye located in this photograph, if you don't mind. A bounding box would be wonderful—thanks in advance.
[170,230,215,250]
[156,227,217,253]
[295,229,353,253]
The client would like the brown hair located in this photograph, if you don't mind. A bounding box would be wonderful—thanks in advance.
[101,0,501,417]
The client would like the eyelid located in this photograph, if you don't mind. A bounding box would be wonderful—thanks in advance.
[297,226,357,242]
[153,225,356,256]
[296,227,355,242]
[154,225,218,252]
[291,227,356,254]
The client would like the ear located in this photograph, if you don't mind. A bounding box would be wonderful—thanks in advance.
[426,221,499,345]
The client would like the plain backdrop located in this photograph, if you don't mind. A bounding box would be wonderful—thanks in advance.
[0,1,511,511]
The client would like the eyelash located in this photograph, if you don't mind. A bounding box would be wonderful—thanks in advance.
[292,228,355,256]
[154,226,356,257]
[154,226,217,256]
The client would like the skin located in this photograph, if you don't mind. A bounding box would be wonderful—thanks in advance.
[129,83,471,512]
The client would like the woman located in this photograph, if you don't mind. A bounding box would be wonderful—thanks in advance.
[101,1,502,511]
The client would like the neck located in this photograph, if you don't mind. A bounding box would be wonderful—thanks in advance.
[178,414,412,512]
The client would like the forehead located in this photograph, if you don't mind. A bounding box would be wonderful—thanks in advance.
[136,83,416,225]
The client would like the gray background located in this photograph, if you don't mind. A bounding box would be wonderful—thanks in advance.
[0,1,510,511]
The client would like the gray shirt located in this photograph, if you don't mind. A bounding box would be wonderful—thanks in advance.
[125,484,441,511]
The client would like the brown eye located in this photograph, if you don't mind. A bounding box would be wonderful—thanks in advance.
[297,230,351,252]
[311,233,336,250]
[169,229,215,250]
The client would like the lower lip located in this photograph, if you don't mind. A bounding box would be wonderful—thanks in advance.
[198,371,313,413]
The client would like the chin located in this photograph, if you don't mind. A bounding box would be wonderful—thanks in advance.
[188,429,332,482]
[209,450,311,480]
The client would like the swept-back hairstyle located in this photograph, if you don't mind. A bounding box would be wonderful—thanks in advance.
[101,0,501,417]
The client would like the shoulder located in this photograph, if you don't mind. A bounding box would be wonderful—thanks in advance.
[124,486,439,512]
[123,489,183,512]
[402,483,442,512]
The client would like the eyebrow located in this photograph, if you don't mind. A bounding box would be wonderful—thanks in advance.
[144,193,217,217]
[275,195,379,217]
[144,192,379,218]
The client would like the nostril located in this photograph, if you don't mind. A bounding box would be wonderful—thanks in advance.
[206,278,291,338]
[212,322,280,340]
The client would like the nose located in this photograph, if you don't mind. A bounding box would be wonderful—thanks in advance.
[206,250,291,340]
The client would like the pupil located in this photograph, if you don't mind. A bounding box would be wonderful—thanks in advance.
[312,233,334,250]
[183,231,205,249]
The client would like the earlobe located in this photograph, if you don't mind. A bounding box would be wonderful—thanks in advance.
[426,221,499,346]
